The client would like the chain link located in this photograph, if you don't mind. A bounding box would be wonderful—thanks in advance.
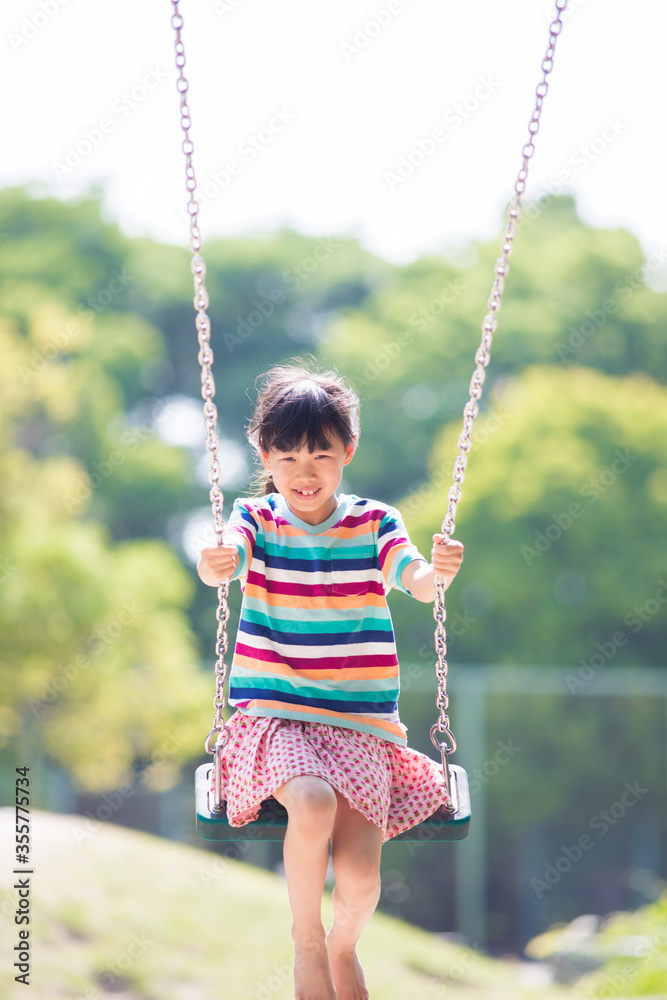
[432,0,568,789]
[170,2,230,783]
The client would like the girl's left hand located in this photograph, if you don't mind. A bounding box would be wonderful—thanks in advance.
[431,534,464,580]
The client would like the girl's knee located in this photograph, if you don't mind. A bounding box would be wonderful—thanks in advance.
[278,776,337,829]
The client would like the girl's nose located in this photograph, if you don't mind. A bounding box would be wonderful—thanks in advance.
[300,456,318,476]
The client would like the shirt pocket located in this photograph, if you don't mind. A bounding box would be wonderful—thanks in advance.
[330,572,371,598]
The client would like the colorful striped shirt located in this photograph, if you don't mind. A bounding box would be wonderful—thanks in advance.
[224,493,427,746]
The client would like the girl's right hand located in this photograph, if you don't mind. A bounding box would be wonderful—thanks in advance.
[197,544,239,586]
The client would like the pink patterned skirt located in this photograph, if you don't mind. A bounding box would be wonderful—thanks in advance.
[211,712,450,842]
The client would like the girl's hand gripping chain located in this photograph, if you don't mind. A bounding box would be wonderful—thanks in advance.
[400,535,464,602]
[431,534,465,583]
[197,545,240,587]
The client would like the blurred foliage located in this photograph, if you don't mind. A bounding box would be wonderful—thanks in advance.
[0,184,128,304]
[320,196,667,502]
[573,893,667,996]
[0,190,209,791]
[124,224,393,455]
[1,184,666,953]
[525,894,667,996]
[393,364,667,668]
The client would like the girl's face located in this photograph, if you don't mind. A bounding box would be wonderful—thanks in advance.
[261,433,356,525]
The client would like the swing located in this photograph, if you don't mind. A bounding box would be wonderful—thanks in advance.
[169,0,568,842]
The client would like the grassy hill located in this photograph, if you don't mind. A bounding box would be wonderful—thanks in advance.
[0,808,572,999]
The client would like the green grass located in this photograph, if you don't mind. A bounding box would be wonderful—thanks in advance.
[0,808,572,999]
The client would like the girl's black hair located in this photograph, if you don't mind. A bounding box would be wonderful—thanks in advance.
[247,360,360,495]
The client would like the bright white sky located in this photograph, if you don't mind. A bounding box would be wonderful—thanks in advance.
[2,0,666,265]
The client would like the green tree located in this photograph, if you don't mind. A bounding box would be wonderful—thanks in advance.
[125,225,394,461]
[381,365,667,949]
[0,184,129,304]
[0,248,210,794]
[394,364,667,669]
[319,197,667,503]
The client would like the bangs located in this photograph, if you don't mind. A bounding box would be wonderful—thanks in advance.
[247,363,360,492]
[259,384,350,454]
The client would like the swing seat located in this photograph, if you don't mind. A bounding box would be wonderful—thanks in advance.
[194,762,471,842]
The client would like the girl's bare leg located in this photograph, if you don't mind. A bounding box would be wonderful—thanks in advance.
[273,776,338,1000]
[326,793,383,1000]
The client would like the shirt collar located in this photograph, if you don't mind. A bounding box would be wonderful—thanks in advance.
[272,493,352,534]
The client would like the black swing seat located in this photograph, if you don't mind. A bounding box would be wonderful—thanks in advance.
[195,762,471,842]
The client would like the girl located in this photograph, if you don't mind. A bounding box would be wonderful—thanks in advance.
[198,362,464,1000]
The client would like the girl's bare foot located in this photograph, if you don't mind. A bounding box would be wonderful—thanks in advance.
[294,938,337,1000]
[326,934,369,1000]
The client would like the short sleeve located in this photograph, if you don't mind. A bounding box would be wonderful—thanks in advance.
[222,498,259,582]
[377,505,427,596]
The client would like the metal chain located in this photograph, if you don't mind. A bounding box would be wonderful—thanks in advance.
[170,2,231,797]
[431,0,568,802]
[169,0,567,810]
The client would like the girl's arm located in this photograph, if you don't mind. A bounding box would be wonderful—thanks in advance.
[401,535,464,603]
